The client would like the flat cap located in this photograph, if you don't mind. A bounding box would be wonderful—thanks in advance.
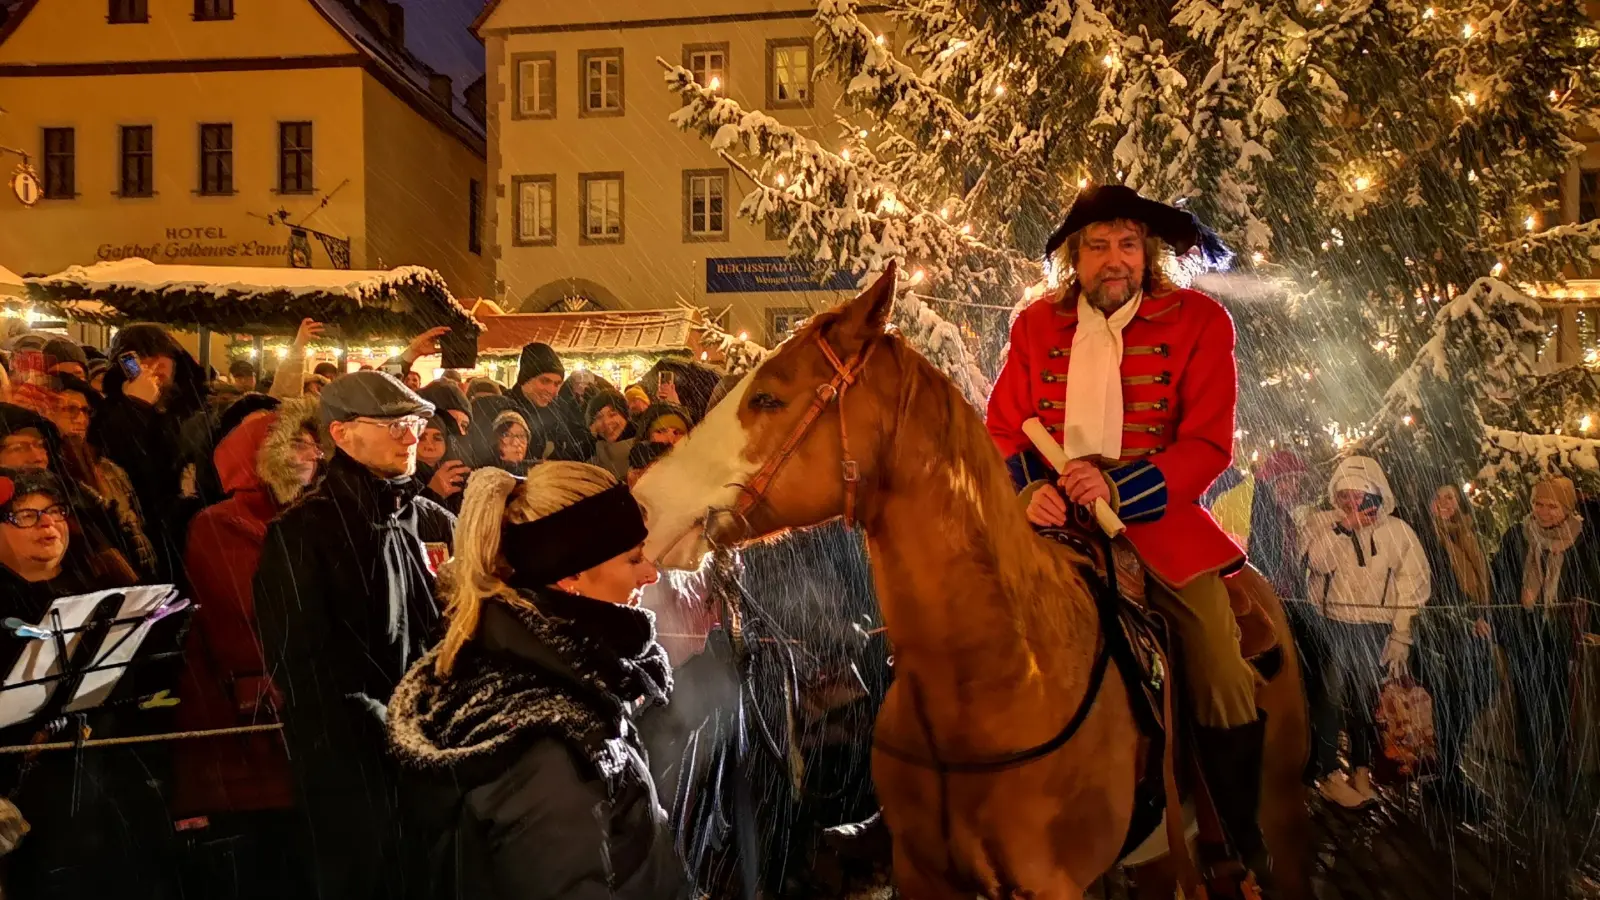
[319,370,434,427]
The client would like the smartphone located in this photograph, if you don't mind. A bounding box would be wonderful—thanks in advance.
[117,351,142,381]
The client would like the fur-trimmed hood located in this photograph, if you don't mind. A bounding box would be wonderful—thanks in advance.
[389,589,671,785]
[213,397,321,504]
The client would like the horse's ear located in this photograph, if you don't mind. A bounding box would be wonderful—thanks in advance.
[839,261,896,338]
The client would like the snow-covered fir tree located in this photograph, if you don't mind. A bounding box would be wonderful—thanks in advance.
[660,0,1600,497]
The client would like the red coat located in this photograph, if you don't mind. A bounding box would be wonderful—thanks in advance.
[171,410,303,816]
[987,287,1243,587]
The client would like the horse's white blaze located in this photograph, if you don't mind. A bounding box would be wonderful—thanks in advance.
[635,371,759,568]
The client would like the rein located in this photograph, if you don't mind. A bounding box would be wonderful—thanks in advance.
[735,331,879,527]
[874,637,1112,774]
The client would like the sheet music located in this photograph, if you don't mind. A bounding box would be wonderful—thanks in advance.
[0,585,179,728]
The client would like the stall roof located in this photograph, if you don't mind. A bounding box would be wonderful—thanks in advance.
[477,308,710,359]
[26,258,481,340]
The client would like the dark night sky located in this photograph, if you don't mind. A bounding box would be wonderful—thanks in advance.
[394,0,487,100]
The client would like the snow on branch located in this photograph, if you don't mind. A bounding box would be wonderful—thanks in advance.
[695,317,770,377]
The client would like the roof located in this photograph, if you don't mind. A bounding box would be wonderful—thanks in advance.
[310,0,484,146]
[476,308,713,358]
[0,0,484,155]
[26,258,482,340]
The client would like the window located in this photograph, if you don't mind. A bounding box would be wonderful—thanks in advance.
[468,178,483,255]
[1578,309,1600,363]
[194,0,232,20]
[108,0,147,23]
[279,122,313,194]
[198,123,233,195]
[767,307,811,345]
[578,49,623,117]
[766,38,813,109]
[118,125,153,197]
[513,52,555,119]
[1580,170,1600,223]
[683,42,728,92]
[579,172,623,244]
[41,128,74,199]
[513,175,555,246]
[683,168,728,241]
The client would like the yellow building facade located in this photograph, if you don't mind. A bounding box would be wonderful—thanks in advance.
[476,0,887,343]
[0,0,492,303]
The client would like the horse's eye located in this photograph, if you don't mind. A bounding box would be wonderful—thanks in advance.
[748,391,786,411]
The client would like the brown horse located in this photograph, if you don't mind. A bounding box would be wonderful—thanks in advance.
[636,266,1311,899]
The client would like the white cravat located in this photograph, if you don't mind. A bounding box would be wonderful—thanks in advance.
[1063,290,1142,461]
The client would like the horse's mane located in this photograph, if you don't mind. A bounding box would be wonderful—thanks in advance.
[877,330,1095,653]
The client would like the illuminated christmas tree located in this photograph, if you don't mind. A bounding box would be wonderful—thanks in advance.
[662,0,1600,485]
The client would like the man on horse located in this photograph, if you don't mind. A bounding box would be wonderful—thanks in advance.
[987,185,1271,885]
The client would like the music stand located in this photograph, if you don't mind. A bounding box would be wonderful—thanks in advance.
[0,585,193,737]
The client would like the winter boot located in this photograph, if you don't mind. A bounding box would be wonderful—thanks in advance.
[1195,713,1273,897]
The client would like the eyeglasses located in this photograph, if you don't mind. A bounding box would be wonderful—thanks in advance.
[4,504,67,529]
[352,416,428,439]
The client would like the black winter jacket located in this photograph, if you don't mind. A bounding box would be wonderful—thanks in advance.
[254,450,455,900]
[508,390,594,463]
[389,591,690,900]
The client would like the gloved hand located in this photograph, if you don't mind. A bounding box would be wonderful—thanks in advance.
[0,796,31,856]
[1380,636,1410,679]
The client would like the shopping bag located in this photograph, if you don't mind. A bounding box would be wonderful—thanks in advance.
[1377,676,1436,778]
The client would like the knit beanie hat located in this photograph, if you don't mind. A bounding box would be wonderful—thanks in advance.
[418,380,470,420]
[1532,476,1578,516]
[638,403,691,438]
[586,389,628,425]
[42,338,88,371]
[514,342,564,387]
[493,409,530,436]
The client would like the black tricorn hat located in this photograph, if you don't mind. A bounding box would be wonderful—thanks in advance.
[1043,184,1232,267]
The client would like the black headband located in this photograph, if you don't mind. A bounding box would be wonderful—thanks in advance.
[502,483,648,589]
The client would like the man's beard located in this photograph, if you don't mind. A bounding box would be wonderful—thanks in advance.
[1085,271,1139,312]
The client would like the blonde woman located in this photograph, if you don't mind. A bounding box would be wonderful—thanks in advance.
[388,462,688,900]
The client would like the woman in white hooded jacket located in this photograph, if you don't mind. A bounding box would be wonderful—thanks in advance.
[1303,455,1430,808]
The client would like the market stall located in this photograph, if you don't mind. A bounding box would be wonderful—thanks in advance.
[473,306,729,389]
[25,258,482,369]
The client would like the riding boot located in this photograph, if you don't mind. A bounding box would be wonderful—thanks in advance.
[1195,712,1272,895]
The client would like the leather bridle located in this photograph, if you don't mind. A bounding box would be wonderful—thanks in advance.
[733,330,879,528]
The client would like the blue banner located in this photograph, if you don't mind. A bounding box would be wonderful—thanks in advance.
[705,257,860,293]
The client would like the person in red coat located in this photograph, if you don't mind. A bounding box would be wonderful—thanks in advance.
[172,397,322,894]
[987,185,1271,886]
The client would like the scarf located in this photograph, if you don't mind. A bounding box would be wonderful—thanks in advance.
[1521,513,1583,610]
[1063,290,1142,461]
[1433,513,1489,606]
[389,589,671,783]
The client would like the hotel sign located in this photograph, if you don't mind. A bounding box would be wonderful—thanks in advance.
[95,226,290,264]
[705,256,859,293]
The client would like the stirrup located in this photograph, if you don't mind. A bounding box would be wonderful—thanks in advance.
[1204,856,1269,900]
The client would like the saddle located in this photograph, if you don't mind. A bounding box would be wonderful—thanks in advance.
[1039,522,1283,875]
